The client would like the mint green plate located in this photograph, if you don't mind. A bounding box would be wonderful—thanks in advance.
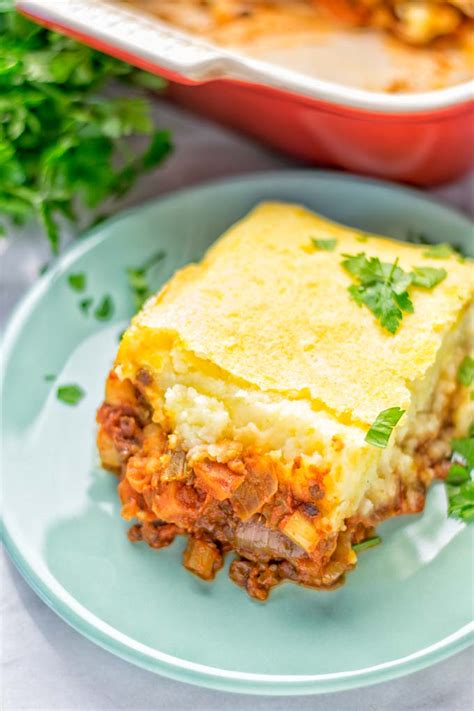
[2,172,473,695]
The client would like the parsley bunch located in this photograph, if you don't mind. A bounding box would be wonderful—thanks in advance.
[0,5,172,251]
[342,253,446,333]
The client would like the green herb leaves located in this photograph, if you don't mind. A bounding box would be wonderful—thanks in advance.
[56,383,85,405]
[93,295,114,321]
[0,8,172,252]
[423,243,455,259]
[126,250,166,312]
[445,426,474,523]
[67,272,86,292]
[341,252,447,333]
[311,237,337,251]
[457,356,474,387]
[342,254,413,334]
[352,536,381,552]
[79,297,93,315]
[410,266,447,289]
[365,407,405,448]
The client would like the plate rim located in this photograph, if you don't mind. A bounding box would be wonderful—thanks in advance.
[2,170,473,695]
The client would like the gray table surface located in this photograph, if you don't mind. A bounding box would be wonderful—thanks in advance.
[1,97,473,711]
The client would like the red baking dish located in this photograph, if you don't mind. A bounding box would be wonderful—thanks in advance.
[17,0,474,185]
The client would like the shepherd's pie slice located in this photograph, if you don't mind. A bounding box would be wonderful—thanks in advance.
[97,202,473,600]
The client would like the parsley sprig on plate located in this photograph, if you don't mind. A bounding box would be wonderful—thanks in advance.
[341,252,447,333]
[445,360,474,523]
[0,5,172,252]
[126,250,166,311]
[56,384,85,405]
[446,424,474,523]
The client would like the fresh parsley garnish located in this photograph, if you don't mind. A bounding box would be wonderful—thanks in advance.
[342,254,413,334]
[352,536,381,552]
[56,384,85,405]
[79,297,93,315]
[44,373,56,382]
[93,295,114,321]
[407,232,465,259]
[423,243,456,259]
[342,253,447,333]
[0,6,172,252]
[410,267,447,289]
[365,407,405,448]
[445,426,474,523]
[458,356,474,387]
[67,272,86,292]
[311,237,337,252]
[446,463,470,486]
[126,250,166,312]
[451,435,474,470]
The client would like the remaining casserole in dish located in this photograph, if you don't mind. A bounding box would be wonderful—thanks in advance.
[136,0,474,47]
[130,0,474,92]
[97,203,473,600]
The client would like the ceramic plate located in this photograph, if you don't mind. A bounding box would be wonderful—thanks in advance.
[2,172,473,695]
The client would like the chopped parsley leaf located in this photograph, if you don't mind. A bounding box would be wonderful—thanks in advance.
[423,243,456,259]
[410,266,447,289]
[342,253,413,334]
[311,237,337,252]
[126,250,166,312]
[79,297,93,315]
[352,536,381,552]
[365,407,405,448]
[457,356,474,387]
[93,295,114,321]
[67,273,86,292]
[56,384,85,405]
[44,373,56,382]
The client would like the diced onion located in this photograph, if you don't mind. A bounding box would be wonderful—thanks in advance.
[281,510,319,553]
[231,460,278,521]
[183,538,222,580]
[162,450,187,482]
